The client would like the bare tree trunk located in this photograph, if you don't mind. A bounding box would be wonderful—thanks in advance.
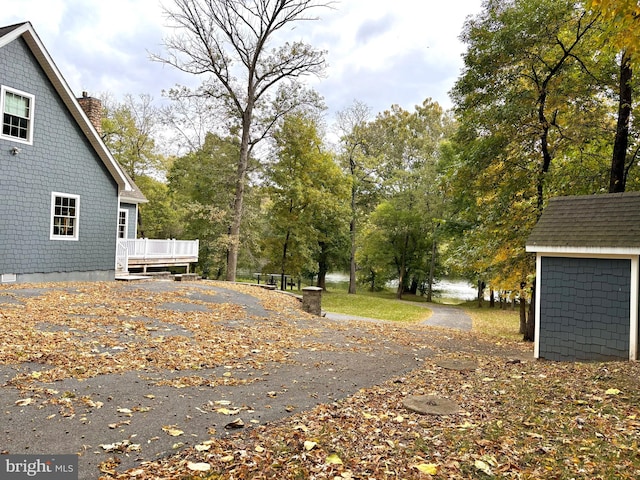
[524,284,536,342]
[279,230,291,291]
[477,280,484,308]
[226,111,252,281]
[396,266,405,299]
[426,238,437,302]
[317,241,328,290]
[519,294,527,334]
[348,194,357,294]
[396,232,409,300]
[610,51,632,193]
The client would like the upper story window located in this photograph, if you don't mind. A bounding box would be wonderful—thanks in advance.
[1,86,34,144]
[50,192,79,241]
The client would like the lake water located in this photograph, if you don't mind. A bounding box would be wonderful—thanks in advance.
[432,278,477,301]
[324,273,477,302]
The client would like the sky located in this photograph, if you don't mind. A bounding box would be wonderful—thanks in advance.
[1,0,483,120]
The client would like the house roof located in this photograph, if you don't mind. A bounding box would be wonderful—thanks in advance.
[526,192,640,254]
[120,169,149,204]
[0,22,144,203]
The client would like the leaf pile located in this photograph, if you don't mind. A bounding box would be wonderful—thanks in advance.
[101,355,640,479]
[0,281,316,387]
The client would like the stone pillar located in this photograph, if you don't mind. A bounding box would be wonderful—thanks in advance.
[302,286,322,316]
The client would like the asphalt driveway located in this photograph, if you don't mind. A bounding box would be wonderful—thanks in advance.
[0,280,527,479]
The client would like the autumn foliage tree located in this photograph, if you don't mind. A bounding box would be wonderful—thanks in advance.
[262,112,350,289]
[156,0,330,281]
[358,100,451,299]
[586,0,640,192]
[448,0,614,340]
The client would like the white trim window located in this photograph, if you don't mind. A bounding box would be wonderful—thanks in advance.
[117,209,128,239]
[50,192,79,241]
[1,85,34,144]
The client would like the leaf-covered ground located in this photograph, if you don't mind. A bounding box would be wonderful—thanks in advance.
[105,355,640,479]
[1,281,639,479]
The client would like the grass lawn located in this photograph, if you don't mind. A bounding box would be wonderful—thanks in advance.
[460,299,523,341]
[321,285,431,323]
[322,283,523,341]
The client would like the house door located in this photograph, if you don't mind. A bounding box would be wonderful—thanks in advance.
[115,210,129,273]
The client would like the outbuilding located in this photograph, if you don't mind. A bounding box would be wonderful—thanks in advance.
[526,192,640,361]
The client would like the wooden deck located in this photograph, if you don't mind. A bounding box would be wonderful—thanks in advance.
[116,239,199,274]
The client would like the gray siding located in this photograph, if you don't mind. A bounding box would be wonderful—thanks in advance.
[539,257,630,361]
[0,37,118,281]
[119,202,138,239]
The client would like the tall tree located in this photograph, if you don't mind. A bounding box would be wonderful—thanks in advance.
[156,0,330,281]
[586,0,640,192]
[263,113,349,289]
[335,100,376,294]
[168,133,259,278]
[101,94,168,237]
[449,0,611,340]
[101,94,165,180]
[359,100,451,299]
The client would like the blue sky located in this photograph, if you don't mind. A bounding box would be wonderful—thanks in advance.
[1,0,482,119]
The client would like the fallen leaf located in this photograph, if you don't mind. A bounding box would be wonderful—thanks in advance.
[605,388,621,396]
[187,462,211,472]
[475,459,493,476]
[326,454,343,465]
[15,398,33,406]
[304,441,317,451]
[220,455,234,462]
[161,425,184,437]
[414,463,438,474]
[216,407,241,415]
[224,418,244,429]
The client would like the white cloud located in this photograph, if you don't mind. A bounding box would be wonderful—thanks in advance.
[0,0,482,117]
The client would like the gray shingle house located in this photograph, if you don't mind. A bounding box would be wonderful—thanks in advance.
[0,22,147,283]
[526,193,640,361]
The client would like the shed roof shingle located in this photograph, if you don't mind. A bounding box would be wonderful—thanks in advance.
[526,192,640,250]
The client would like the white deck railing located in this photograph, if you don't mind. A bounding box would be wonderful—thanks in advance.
[123,238,199,260]
[116,239,199,273]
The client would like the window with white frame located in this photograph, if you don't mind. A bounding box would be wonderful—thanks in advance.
[117,209,128,239]
[1,86,34,144]
[51,193,79,240]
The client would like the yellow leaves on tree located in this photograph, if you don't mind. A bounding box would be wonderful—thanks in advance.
[586,0,640,61]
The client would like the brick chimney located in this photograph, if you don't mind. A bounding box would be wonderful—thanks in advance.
[77,91,103,135]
